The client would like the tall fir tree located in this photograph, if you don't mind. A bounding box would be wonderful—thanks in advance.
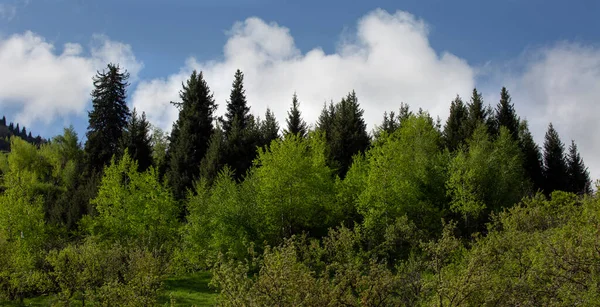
[284,92,308,138]
[120,108,153,172]
[328,91,370,178]
[221,69,251,134]
[220,69,258,181]
[542,123,569,194]
[260,108,280,148]
[494,87,520,140]
[167,70,217,200]
[443,95,469,151]
[566,140,592,195]
[466,88,490,137]
[84,63,131,173]
[518,120,544,193]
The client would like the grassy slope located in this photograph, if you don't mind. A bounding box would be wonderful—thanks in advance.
[0,272,218,307]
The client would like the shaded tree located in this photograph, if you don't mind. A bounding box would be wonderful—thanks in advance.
[519,120,544,193]
[566,140,591,195]
[84,63,131,173]
[542,123,569,194]
[120,108,153,172]
[443,95,469,151]
[494,87,519,139]
[260,108,280,148]
[167,70,217,200]
[284,92,308,138]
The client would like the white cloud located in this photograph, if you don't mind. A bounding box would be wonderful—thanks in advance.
[132,9,475,135]
[0,31,142,126]
[492,42,600,181]
[0,4,16,21]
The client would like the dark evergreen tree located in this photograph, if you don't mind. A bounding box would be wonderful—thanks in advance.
[120,108,153,172]
[167,70,217,200]
[221,69,251,135]
[260,108,280,148]
[466,88,490,137]
[494,87,520,140]
[316,101,335,137]
[566,140,592,195]
[542,123,569,194]
[443,95,469,151]
[220,69,258,181]
[84,63,131,173]
[199,124,225,185]
[519,120,544,193]
[284,92,308,138]
[328,91,370,178]
[0,116,5,126]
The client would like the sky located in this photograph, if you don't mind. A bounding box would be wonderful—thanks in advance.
[1,0,600,179]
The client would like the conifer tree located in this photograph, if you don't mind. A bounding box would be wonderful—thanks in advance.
[566,140,591,195]
[328,91,370,178]
[466,88,490,137]
[260,108,280,148]
[494,87,520,140]
[284,92,308,138]
[220,69,258,181]
[221,69,251,135]
[167,70,217,199]
[443,95,469,151]
[519,120,544,193]
[120,108,153,172]
[542,123,569,194]
[199,124,225,185]
[84,63,131,173]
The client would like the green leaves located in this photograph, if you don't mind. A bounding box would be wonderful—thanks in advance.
[85,152,178,250]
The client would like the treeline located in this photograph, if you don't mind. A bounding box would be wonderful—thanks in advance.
[0,63,596,306]
[0,116,45,151]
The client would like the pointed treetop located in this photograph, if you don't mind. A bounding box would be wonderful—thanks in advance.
[284,92,308,138]
[221,69,251,134]
[567,140,592,195]
[495,87,519,140]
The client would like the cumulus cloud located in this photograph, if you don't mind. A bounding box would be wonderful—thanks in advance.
[131,9,475,134]
[0,31,142,126]
[492,42,600,180]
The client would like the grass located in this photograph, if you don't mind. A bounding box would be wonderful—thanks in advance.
[158,272,219,307]
[0,295,55,306]
[0,272,218,307]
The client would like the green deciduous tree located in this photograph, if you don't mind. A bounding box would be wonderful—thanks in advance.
[84,152,179,250]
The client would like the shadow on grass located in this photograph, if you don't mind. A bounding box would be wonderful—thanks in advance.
[159,272,218,307]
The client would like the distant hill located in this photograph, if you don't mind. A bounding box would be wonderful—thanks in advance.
[0,116,45,151]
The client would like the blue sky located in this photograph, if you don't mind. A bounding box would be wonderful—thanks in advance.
[1,0,600,178]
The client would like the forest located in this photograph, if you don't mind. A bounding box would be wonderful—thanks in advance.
[0,62,597,306]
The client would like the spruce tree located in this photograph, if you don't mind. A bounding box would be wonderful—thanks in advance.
[443,95,469,151]
[466,88,489,137]
[221,69,251,134]
[328,91,370,178]
[167,70,217,200]
[120,108,153,172]
[220,69,258,181]
[566,140,591,195]
[542,123,569,194]
[199,124,225,185]
[519,120,544,193]
[284,92,308,138]
[494,87,520,140]
[260,108,280,148]
[84,63,131,173]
